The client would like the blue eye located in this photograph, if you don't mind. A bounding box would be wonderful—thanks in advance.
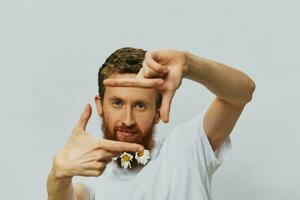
[135,102,145,109]
[112,99,122,107]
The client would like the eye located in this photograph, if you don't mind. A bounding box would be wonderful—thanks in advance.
[112,99,122,107]
[135,102,146,110]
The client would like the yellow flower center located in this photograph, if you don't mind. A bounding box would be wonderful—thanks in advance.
[138,151,144,157]
[122,155,130,161]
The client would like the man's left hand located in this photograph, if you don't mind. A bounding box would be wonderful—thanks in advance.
[103,49,189,123]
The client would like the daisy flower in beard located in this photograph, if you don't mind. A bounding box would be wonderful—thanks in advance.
[120,152,133,169]
[135,149,151,165]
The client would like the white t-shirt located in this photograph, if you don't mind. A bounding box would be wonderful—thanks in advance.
[83,112,232,200]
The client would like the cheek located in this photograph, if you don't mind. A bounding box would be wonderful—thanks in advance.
[135,112,156,132]
[103,111,119,130]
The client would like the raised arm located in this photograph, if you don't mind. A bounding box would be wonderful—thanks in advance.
[103,49,256,151]
[184,51,255,151]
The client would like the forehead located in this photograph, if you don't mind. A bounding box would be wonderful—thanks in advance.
[104,73,157,103]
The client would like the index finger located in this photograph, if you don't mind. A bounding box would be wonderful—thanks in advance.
[103,78,164,88]
[97,139,144,153]
[160,91,175,123]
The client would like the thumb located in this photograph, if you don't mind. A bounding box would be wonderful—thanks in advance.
[160,91,174,123]
[77,103,92,131]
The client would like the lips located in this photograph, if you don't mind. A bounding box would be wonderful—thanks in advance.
[116,128,137,138]
[118,129,136,135]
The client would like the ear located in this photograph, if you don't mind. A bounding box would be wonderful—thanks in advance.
[94,95,104,118]
[154,108,161,124]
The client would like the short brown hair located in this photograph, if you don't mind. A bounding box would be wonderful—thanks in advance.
[98,47,162,109]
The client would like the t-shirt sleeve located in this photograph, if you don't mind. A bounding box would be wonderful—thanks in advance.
[196,111,232,174]
[166,111,232,175]
[85,183,95,200]
[73,177,95,200]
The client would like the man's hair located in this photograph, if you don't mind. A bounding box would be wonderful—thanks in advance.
[98,47,162,109]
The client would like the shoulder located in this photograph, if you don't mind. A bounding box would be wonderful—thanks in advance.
[162,113,204,156]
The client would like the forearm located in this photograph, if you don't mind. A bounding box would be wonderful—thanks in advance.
[47,167,76,200]
[183,51,256,105]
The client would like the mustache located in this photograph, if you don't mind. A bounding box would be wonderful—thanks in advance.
[114,126,140,133]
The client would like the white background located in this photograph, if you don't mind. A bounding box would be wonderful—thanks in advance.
[0,0,299,199]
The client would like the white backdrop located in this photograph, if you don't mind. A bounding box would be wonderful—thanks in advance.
[1,0,299,199]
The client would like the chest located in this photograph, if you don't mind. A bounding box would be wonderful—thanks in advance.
[93,156,211,200]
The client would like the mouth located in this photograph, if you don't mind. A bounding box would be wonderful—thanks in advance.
[117,129,137,138]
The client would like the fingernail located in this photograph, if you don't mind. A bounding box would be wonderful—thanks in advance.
[138,146,144,152]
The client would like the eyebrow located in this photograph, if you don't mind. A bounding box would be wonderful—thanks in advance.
[108,95,152,105]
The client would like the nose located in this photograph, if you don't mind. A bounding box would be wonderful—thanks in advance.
[122,106,136,127]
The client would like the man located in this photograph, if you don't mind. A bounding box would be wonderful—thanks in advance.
[47,47,255,200]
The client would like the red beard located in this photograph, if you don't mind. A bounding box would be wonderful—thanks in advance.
[101,117,156,169]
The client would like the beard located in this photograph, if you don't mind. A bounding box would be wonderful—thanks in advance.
[101,117,157,169]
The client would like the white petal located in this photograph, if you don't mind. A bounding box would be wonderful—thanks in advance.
[135,149,151,165]
[121,160,132,169]
[112,156,118,161]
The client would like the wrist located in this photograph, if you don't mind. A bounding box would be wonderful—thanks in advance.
[182,51,191,78]
[49,166,73,187]
[50,165,72,180]
[183,51,207,82]
[51,153,73,180]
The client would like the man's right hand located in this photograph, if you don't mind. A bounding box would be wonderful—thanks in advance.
[51,103,144,179]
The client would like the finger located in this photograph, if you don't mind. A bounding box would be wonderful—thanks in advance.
[142,67,161,78]
[103,78,164,88]
[90,149,118,161]
[97,139,144,153]
[76,104,92,130]
[144,52,168,73]
[80,169,104,177]
[160,91,175,123]
[102,159,113,165]
[84,161,107,171]
[141,65,167,79]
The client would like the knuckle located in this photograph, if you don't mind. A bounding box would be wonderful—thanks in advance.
[98,163,106,170]
[94,171,102,177]
[95,162,102,169]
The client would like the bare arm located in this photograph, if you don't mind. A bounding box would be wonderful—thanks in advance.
[184,51,255,106]
[184,51,255,151]
[47,167,83,200]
